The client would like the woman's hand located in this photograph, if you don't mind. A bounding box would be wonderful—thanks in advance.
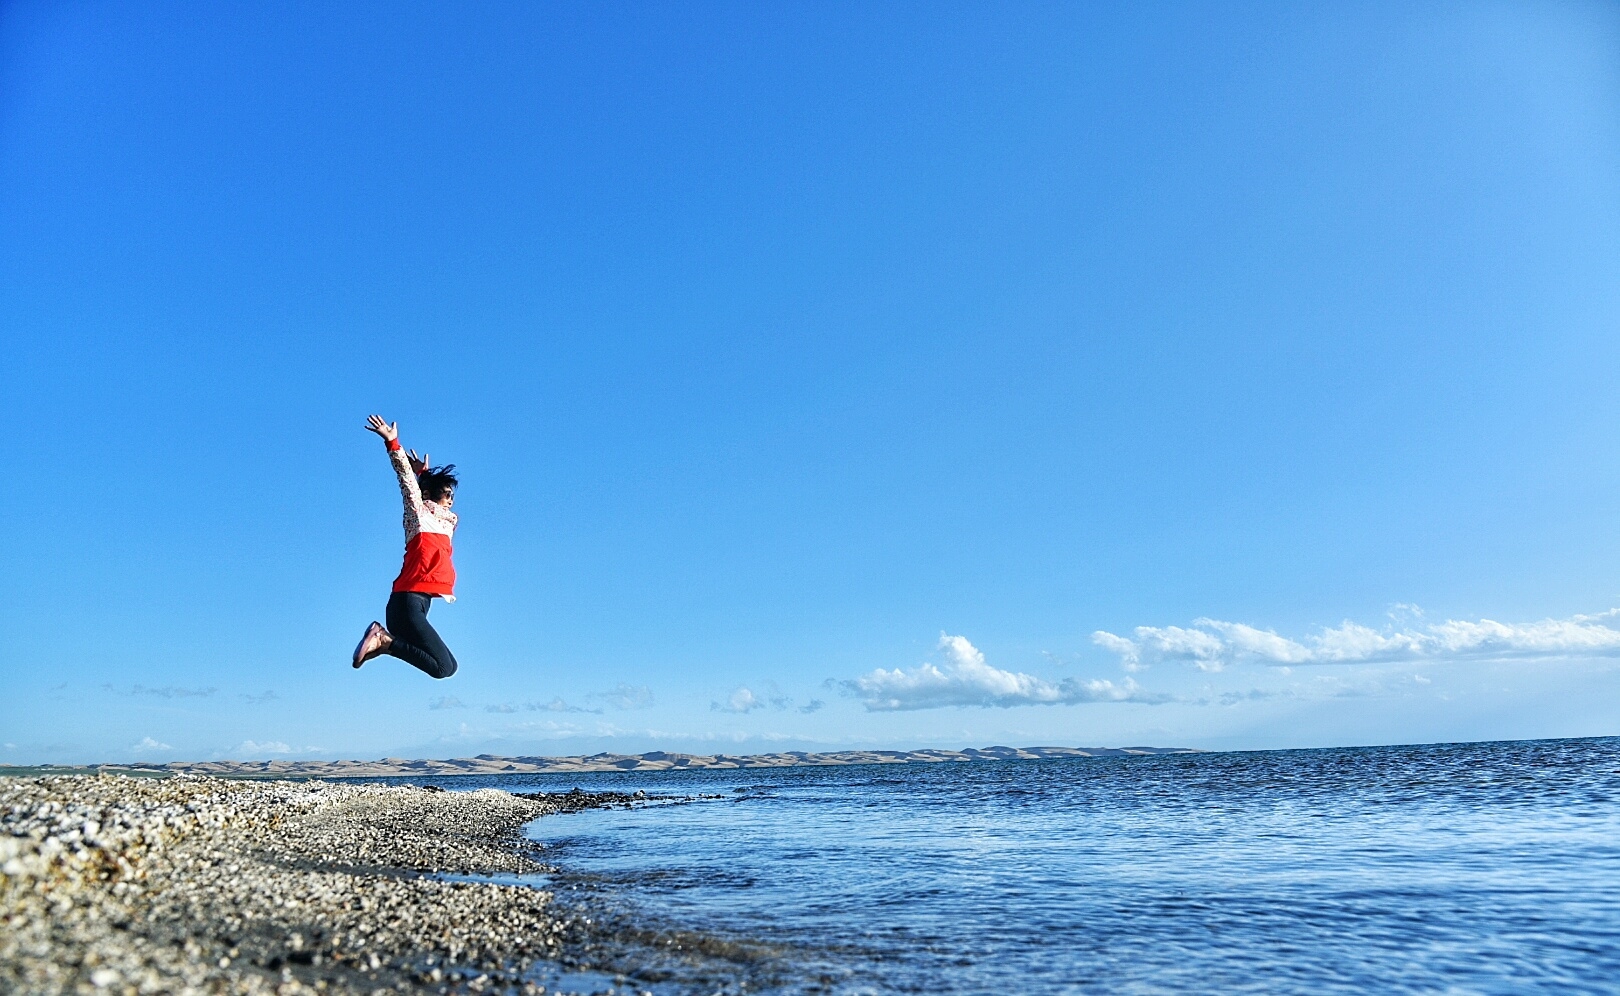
[365,415,399,442]
[407,449,430,474]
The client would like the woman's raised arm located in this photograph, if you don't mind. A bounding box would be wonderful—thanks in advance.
[364,414,423,513]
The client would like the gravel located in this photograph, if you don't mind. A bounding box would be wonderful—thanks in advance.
[1,775,646,995]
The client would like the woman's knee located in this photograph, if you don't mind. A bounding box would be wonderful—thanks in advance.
[434,659,458,679]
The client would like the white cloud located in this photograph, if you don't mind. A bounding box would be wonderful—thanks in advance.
[108,684,217,699]
[711,683,796,712]
[843,634,1169,711]
[132,736,172,752]
[1068,676,1160,703]
[590,684,655,710]
[507,719,586,737]
[1198,620,1313,666]
[1093,607,1620,670]
[236,740,293,754]
[1090,631,1144,671]
[527,697,601,714]
[428,696,466,710]
[713,686,766,713]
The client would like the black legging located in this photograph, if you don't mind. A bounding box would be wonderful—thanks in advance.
[385,591,458,679]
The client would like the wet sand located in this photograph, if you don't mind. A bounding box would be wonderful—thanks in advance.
[1,775,646,995]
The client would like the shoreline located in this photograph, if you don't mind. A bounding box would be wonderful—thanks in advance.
[1,775,651,995]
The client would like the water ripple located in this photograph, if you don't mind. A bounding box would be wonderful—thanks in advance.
[495,737,1620,994]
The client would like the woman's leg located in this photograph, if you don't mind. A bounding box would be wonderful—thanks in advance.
[383,591,459,679]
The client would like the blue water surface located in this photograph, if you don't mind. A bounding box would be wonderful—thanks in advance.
[402,738,1620,994]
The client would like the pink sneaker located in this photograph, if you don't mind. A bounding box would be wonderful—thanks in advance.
[352,621,392,668]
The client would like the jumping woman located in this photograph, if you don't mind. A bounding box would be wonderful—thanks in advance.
[352,414,460,679]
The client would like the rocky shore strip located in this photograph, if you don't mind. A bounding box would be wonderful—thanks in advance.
[2,775,650,995]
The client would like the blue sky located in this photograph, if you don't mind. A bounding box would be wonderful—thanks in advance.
[4,1,1620,764]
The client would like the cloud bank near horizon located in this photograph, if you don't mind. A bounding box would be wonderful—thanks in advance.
[1092,608,1620,672]
[845,634,1165,711]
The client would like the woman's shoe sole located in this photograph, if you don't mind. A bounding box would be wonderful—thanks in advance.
[353,622,384,668]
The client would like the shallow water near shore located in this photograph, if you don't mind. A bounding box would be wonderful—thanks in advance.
[387,737,1620,994]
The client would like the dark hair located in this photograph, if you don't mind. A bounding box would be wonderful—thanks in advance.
[418,464,458,502]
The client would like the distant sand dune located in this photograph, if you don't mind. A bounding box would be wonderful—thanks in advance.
[22,745,1198,779]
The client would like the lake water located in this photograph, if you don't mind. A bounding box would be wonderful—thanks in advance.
[446,738,1620,994]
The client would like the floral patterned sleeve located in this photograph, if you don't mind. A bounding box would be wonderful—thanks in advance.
[386,440,425,537]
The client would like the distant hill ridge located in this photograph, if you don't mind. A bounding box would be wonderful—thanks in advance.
[24,745,1198,779]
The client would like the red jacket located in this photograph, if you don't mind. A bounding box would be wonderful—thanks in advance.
[385,438,458,598]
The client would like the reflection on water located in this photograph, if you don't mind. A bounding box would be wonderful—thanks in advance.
[453,739,1620,994]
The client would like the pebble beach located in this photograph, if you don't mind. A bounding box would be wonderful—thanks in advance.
[1,775,641,996]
